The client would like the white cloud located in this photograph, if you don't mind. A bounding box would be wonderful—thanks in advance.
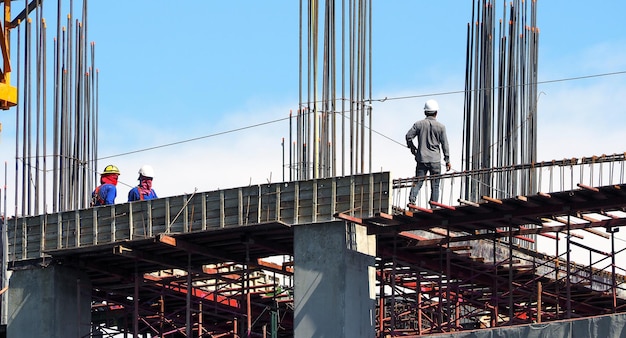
[536,79,626,160]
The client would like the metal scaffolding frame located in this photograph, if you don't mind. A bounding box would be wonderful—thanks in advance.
[2,158,625,336]
[50,225,297,337]
[338,161,626,336]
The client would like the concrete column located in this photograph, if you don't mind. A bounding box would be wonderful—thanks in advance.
[294,220,376,337]
[8,264,91,338]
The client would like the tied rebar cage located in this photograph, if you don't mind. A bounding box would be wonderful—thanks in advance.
[9,1,98,216]
[334,157,626,335]
[462,0,540,203]
[294,0,373,181]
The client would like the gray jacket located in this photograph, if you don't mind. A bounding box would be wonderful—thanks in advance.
[406,116,450,164]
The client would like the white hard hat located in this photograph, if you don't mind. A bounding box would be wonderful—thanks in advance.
[424,99,439,113]
[138,165,155,179]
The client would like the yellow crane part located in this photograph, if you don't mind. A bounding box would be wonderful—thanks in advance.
[0,0,17,110]
[0,81,16,109]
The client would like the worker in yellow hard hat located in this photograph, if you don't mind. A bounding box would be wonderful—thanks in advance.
[91,165,121,206]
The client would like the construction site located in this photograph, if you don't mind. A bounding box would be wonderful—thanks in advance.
[1,1,626,337]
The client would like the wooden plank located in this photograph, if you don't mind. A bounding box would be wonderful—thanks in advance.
[458,199,480,207]
[430,201,456,210]
[93,208,98,245]
[407,203,433,214]
[58,212,63,250]
[577,183,599,192]
[75,210,81,247]
[165,197,171,233]
[482,195,503,205]
[148,200,153,236]
[255,186,261,225]
[201,193,207,230]
[39,214,45,255]
[238,188,243,226]
[21,218,28,259]
[294,181,300,224]
[220,190,225,228]
[110,206,116,242]
[331,177,337,220]
[335,212,362,224]
[128,202,134,240]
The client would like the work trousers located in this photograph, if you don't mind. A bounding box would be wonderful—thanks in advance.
[409,162,441,204]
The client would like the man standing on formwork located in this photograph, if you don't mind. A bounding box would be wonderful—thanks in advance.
[405,99,451,206]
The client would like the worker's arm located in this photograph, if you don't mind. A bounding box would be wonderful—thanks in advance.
[440,126,451,171]
[406,125,418,154]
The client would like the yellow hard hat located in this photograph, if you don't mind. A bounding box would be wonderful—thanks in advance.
[102,164,120,175]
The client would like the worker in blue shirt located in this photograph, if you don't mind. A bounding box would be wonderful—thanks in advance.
[92,165,121,206]
[128,165,158,202]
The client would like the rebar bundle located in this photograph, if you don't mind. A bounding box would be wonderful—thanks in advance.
[12,0,97,216]
[292,0,372,181]
[462,0,539,201]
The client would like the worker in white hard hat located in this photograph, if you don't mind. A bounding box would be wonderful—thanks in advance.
[91,164,121,206]
[405,99,451,206]
[128,165,158,202]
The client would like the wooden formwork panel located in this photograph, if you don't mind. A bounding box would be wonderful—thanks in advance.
[148,198,171,234]
[277,182,297,223]
[316,180,334,222]
[165,195,190,234]
[237,186,262,226]
[185,193,206,232]
[75,211,90,248]
[204,190,226,228]
[112,204,132,241]
[295,181,314,224]
[6,172,391,261]
[128,201,154,240]
[259,184,279,223]
[92,206,119,244]
[8,219,25,261]
[43,214,60,251]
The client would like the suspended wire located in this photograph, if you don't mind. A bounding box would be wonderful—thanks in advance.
[97,116,291,160]
[94,69,626,161]
[368,70,626,103]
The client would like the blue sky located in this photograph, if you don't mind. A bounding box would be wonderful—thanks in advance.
[1,1,625,217]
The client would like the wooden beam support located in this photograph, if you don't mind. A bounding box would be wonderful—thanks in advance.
[429,201,456,210]
[407,203,433,214]
[158,234,231,261]
[482,195,503,205]
[577,183,600,192]
[458,199,480,207]
[334,212,363,223]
